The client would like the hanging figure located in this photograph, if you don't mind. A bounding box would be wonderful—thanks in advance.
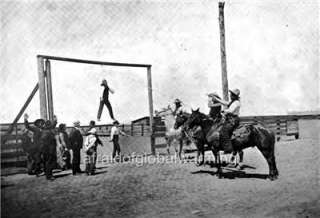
[97,79,115,121]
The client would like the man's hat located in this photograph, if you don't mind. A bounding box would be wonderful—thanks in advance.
[58,123,66,131]
[174,98,182,104]
[113,120,120,125]
[101,79,107,86]
[34,119,45,128]
[73,121,80,127]
[44,120,53,129]
[207,92,220,98]
[229,88,240,96]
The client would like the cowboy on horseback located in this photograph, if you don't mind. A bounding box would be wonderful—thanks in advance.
[173,98,186,117]
[212,88,241,153]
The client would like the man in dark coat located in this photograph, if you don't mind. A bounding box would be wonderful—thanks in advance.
[69,121,83,175]
[23,113,45,176]
[41,118,58,181]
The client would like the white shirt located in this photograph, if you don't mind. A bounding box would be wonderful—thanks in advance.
[173,105,187,116]
[84,134,96,151]
[110,126,121,140]
[225,100,241,116]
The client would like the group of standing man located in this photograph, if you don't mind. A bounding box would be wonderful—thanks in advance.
[23,114,86,180]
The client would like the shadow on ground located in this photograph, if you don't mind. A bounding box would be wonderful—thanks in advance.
[191,169,268,180]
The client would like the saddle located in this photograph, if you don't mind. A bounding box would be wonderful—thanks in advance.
[231,124,253,144]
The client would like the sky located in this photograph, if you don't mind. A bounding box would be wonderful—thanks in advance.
[0,0,319,125]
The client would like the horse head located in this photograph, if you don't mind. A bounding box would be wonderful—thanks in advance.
[185,108,205,129]
[174,112,189,130]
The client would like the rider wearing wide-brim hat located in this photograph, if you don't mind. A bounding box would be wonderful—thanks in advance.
[207,92,222,121]
[211,88,241,153]
[173,98,185,116]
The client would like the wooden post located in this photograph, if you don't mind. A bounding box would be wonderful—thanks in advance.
[45,59,54,121]
[218,1,229,102]
[147,66,155,155]
[4,83,39,136]
[37,57,48,119]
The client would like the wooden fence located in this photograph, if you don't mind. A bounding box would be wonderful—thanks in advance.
[1,114,319,168]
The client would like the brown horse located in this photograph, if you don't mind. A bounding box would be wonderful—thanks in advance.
[185,109,279,180]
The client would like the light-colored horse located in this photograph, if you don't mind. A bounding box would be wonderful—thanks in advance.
[155,106,186,159]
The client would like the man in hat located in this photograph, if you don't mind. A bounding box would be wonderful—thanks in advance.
[57,123,71,170]
[41,120,58,180]
[172,98,186,117]
[69,121,83,175]
[84,128,102,175]
[110,120,128,160]
[97,79,115,121]
[24,113,45,176]
[87,120,103,168]
[212,88,241,153]
[207,92,222,121]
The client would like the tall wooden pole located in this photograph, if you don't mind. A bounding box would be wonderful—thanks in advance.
[37,57,48,119]
[45,59,54,120]
[147,66,155,155]
[218,1,229,102]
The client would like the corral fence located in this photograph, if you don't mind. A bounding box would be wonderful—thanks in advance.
[1,114,319,169]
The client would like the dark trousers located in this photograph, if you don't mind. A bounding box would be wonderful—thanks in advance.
[26,151,42,175]
[103,99,114,120]
[43,153,56,179]
[220,115,240,153]
[112,137,121,159]
[72,149,81,174]
[85,152,96,175]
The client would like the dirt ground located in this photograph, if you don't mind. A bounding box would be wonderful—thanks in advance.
[1,139,319,218]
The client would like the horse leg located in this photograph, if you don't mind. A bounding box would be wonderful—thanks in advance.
[165,137,170,155]
[257,147,278,180]
[217,152,222,178]
[214,151,222,178]
[237,150,244,170]
[178,139,183,160]
[200,144,205,165]
[195,142,204,166]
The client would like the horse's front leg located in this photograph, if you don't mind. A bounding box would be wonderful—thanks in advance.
[195,142,204,166]
[237,150,244,169]
[165,137,170,155]
[178,139,183,160]
[215,151,222,178]
[195,147,201,166]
